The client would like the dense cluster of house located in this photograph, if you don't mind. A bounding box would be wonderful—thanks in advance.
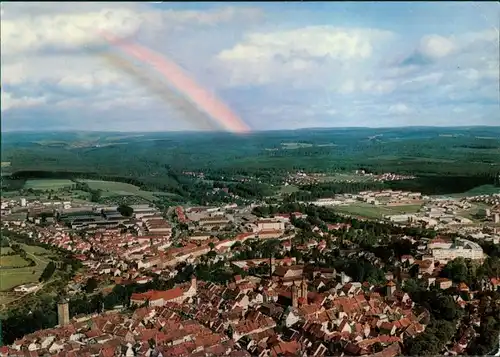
[283,171,415,186]
[0,306,244,357]
[2,263,430,357]
[5,255,499,357]
[310,189,423,208]
[2,194,499,356]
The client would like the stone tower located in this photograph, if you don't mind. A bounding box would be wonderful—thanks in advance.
[269,255,276,277]
[57,297,70,326]
[386,280,397,297]
[300,276,308,303]
[191,275,197,294]
[291,284,299,308]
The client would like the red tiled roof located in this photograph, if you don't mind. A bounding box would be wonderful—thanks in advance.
[131,287,184,302]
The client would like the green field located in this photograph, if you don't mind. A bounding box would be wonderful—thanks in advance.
[0,247,14,255]
[448,185,500,198]
[78,179,158,201]
[280,185,299,194]
[0,255,28,268]
[22,245,54,256]
[0,244,52,292]
[334,203,423,219]
[459,202,492,220]
[24,179,74,190]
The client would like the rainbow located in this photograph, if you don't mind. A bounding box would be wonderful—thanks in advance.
[100,31,251,134]
[98,51,218,131]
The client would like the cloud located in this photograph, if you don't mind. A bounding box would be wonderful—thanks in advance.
[388,103,412,115]
[1,3,498,130]
[1,89,46,112]
[418,35,457,60]
[1,3,263,123]
[1,3,262,57]
[215,26,394,88]
[402,29,498,66]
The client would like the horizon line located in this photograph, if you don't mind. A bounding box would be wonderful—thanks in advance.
[2,124,500,134]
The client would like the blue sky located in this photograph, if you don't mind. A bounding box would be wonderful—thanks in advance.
[1,1,498,131]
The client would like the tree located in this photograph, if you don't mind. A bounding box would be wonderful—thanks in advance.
[39,261,56,282]
[117,205,134,217]
[441,258,468,283]
[90,189,102,202]
[84,277,98,293]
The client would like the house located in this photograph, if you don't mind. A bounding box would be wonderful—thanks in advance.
[13,283,41,293]
[130,276,197,307]
[435,278,453,290]
[256,219,285,231]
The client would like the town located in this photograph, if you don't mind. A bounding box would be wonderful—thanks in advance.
[2,0,500,355]
[1,188,499,357]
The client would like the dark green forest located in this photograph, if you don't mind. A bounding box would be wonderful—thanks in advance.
[2,127,499,200]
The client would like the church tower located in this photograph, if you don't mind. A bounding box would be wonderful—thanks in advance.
[291,284,299,308]
[269,254,276,277]
[386,280,397,297]
[300,276,308,304]
[189,275,197,296]
[57,297,70,326]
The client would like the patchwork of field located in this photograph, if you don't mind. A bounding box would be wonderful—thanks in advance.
[0,244,52,292]
[77,179,158,201]
[24,179,74,190]
[11,178,175,203]
[334,203,423,219]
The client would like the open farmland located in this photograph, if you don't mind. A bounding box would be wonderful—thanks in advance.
[0,255,28,268]
[334,203,423,219]
[24,179,74,190]
[280,184,299,194]
[22,244,57,259]
[0,244,52,292]
[447,185,500,198]
[77,179,159,201]
[0,247,14,255]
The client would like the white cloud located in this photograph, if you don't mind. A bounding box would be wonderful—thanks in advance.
[0,54,128,101]
[1,4,262,57]
[1,90,46,112]
[218,26,388,61]
[414,29,498,61]
[388,103,412,115]
[0,3,262,112]
[1,7,142,55]
[216,26,394,87]
[418,35,457,59]
[1,3,498,130]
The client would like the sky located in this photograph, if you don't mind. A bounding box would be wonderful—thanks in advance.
[1,1,499,132]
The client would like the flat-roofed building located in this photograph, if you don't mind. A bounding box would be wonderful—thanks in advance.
[256,219,285,231]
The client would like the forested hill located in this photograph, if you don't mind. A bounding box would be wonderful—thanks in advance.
[2,127,499,176]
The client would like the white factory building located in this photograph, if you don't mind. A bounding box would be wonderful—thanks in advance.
[429,237,484,263]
